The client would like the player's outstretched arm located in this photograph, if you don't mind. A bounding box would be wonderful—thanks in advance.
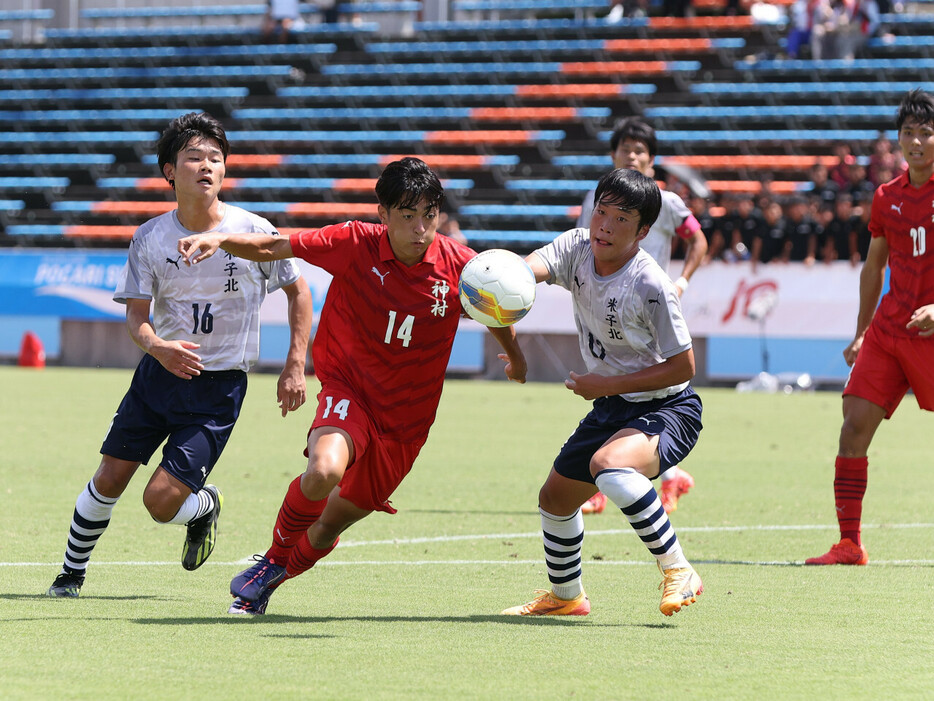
[178,233,294,264]
[488,325,527,384]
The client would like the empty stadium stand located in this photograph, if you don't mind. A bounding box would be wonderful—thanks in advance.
[1,1,931,251]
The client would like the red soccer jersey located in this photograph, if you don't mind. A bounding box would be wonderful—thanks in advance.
[868,171,934,338]
[291,222,476,442]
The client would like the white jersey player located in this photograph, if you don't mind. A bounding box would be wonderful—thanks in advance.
[47,112,313,599]
[576,117,707,514]
[503,168,704,619]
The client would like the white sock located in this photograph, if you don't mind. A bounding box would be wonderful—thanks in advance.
[594,468,689,570]
[165,488,214,525]
[540,506,585,600]
[660,466,677,483]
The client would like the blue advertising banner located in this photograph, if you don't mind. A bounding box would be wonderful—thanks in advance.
[0,249,126,320]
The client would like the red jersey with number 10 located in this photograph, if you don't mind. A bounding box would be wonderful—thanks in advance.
[291,222,476,442]
[868,171,934,338]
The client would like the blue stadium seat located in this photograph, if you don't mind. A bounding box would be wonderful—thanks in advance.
[336,1,422,12]
[0,154,115,166]
[0,87,248,105]
[0,131,157,144]
[0,66,290,83]
[0,177,69,190]
[504,179,593,192]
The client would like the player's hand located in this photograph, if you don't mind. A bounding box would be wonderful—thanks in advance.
[150,340,203,379]
[498,353,527,384]
[842,336,863,367]
[277,366,307,417]
[178,234,222,265]
[907,305,934,337]
[564,370,607,400]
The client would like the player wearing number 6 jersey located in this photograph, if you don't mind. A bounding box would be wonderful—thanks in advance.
[178,157,528,614]
[47,113,313,599]
[807,89,934,566]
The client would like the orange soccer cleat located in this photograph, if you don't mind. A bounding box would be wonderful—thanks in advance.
[658,563,703,616]
[501,589,591,616]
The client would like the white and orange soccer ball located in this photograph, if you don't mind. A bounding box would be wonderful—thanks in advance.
[458,248,536,328]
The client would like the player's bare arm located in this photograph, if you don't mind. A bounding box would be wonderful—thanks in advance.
[277,277,313,416]
[844,236,889,365]
[489,325,528,384]
[565,349,695,400]
[125,298,203,380]
[178,232,294,264]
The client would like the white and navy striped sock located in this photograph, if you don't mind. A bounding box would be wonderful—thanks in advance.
[540,506,585,600]
[166,488,215,525]
[60,480,118,576]
[595,468,688,570]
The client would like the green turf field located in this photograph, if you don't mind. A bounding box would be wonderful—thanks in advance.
[1,365,932,700]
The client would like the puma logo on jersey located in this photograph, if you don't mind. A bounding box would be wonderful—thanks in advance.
[166,256,181,269]
[891,202,903,215]
[371,267,389,285]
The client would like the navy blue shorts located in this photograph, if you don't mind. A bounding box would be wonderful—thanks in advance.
[553,387,703,485]
[101,354,247,492]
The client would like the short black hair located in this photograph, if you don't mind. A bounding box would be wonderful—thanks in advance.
[156,112,229,184]
[593,167,662,230]
[896,88,934,131]
[609,117,657,159]
[375,157,445,212]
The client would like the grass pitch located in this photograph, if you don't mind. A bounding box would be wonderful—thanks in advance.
[1,365,932,700]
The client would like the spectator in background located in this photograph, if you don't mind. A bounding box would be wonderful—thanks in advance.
[735,193,766,259]
[829,141,854,187]
[808,161,841,210]
[844,158,876,203]
[868,130,903,187]
[263,0,303,43]
[852,191,873,260]
[821,192,861,265]
[811,0,853,60]
[751,197,789,272]
[785,194,820,264]
[787,0,819,58]
[706,193,745,262]
[842,0,881,60]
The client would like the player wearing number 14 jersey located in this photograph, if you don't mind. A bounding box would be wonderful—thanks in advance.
[807,89,934,566]
[178,157,528,614]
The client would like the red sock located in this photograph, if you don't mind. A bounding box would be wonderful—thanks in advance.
[265,476,328,564]
[834,456,868,545]
[284,532,339,580]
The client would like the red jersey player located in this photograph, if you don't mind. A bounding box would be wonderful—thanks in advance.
[807,89,934,566]
[178,157,528,612]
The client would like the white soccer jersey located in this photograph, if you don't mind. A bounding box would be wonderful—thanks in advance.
[577,188,692,272]
[534,228,692,402]
[114,204,301,371]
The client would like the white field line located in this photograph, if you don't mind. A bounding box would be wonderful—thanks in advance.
[5,522,934,568]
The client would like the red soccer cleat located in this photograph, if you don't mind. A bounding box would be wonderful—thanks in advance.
[581,492,607,515]
[660,467,694,514]
[805,538,869,566]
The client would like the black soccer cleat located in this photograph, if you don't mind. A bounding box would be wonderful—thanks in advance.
[182,485,223,571]
[47,571,85,598]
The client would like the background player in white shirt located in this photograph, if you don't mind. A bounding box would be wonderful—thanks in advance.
[576,117,707,515]
[47,112,313,598]
[502,168,703,617]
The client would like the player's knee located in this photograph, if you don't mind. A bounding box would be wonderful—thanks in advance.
[142,491,176,523]
[300,466,341,500]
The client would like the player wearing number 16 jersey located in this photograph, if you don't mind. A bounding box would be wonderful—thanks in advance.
[807,89,934,566]
[177,157,528,614]
[47,113,313,599]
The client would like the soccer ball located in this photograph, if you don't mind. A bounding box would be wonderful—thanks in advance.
[458,249,536,328]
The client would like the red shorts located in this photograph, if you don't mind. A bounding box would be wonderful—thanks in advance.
[307,382,424,514]
[844,323,934,418]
